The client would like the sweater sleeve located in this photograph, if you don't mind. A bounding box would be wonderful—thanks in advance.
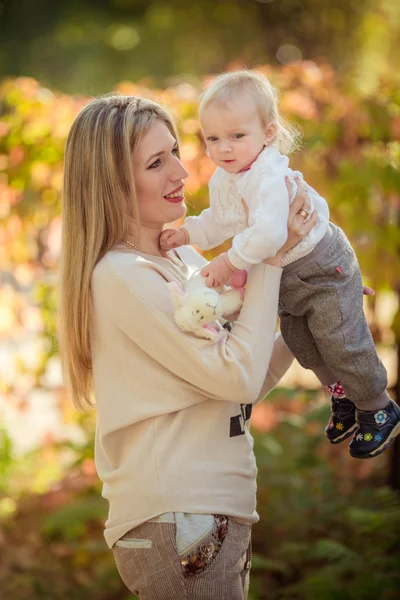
[99,257,282,405]
[183,168,235,249]
[254,333,294,405]
[184,207,233,250]
[227,158,290,270]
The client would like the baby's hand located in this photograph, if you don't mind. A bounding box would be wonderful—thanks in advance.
[201,253,236,288]
[160,228,187,250]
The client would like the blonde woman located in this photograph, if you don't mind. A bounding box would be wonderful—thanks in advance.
[59,94,316,600]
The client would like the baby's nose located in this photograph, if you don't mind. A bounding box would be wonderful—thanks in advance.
[220,140,232,152]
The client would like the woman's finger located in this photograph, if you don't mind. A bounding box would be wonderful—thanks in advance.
[298,210,318,235]
[289,178,308,215]
[285,176,293,198]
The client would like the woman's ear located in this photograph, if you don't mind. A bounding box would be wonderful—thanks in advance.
[264,122,278,145]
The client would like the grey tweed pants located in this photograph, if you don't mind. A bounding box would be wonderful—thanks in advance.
[112,519,252,599]
[278,224,388,408]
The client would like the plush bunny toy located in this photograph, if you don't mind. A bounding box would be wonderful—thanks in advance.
[168,271,245,341]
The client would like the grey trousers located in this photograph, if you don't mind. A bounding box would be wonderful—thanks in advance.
[278,224,388,408]
[112,519,252,599]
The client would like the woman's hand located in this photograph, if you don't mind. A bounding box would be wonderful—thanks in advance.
[264,177,318,267]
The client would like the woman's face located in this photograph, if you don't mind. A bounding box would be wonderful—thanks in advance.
[133,120,189,228]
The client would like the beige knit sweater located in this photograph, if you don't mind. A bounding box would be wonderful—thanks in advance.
[90,244,293,548]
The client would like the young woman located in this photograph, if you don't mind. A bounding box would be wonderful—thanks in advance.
[59,94,318,600]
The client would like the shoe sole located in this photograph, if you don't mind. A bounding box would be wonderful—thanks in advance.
[349,421,400,459]
[326,422,358,444]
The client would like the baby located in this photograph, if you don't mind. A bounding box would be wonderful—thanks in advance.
[160,70,400,459]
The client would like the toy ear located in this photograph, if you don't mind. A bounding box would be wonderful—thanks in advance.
[168,281,185,309]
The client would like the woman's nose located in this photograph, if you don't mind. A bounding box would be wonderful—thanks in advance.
[171,155,189,180]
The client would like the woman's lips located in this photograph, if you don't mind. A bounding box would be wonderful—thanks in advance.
[164,194,184,203]
[164,184,184,202]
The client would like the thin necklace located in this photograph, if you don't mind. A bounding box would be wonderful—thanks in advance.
[123,239,141,251]
[123,238,184,267]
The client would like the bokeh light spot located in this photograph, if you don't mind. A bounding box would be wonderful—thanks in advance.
[276,44,303,65]
[105,26,140,51]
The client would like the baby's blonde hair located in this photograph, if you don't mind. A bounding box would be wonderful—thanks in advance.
[199,70,300,155]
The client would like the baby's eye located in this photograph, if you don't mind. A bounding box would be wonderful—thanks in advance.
[206,136,218,142]
[233,133,245,139]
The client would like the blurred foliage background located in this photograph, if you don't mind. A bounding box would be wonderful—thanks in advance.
[1,0,400,598]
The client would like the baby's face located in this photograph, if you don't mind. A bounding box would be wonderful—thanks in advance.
[201,93,268,174]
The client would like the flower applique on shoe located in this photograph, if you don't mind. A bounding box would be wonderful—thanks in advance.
[325,396,357,444]
[349,399,400,459]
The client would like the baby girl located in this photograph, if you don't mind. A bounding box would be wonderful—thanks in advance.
[160,70,400,460]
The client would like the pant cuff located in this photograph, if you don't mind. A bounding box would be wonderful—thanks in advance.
[313,365,338,387]
[355,390,391,411]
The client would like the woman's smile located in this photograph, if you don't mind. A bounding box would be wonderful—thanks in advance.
[164,184,185,202]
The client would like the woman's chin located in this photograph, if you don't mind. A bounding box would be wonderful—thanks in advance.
[167,200,186,220]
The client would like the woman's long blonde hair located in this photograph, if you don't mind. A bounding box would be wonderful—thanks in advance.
[59,95,178,411]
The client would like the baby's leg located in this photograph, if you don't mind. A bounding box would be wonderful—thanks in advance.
[303,251,389,409]
[279,309,358,445]
[294,236,398,458]
[278,310,324,372]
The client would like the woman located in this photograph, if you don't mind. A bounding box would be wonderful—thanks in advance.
[59,94,317,599]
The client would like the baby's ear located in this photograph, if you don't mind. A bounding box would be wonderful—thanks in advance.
[264,122,278,145]
[168,281,185,309]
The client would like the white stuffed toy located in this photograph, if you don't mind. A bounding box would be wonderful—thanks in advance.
[168,271,245,341]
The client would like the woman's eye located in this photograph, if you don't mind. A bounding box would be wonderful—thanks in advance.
[233,133,245,139]
[148,158,161,169]
[148,146,178,169]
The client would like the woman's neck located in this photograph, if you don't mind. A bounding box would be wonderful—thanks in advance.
[124,222,166,257]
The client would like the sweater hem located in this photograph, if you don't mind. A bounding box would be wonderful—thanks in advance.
[105,507,259,549]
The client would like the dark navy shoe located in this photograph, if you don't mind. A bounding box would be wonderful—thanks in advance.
[325,397,357,444]
[349,399,400,459]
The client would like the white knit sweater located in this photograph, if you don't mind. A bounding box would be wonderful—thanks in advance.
[184,146,330,269]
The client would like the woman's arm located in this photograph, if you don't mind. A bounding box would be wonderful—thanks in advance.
[94,180,316,408]
[254,334,294,405]
[94,255,282,406]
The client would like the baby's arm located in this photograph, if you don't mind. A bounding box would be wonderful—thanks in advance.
[228,171,290,270]
[183,206,234,250]
[160,206,234,251]
[200,252,237,288]
[183,167,235,249]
